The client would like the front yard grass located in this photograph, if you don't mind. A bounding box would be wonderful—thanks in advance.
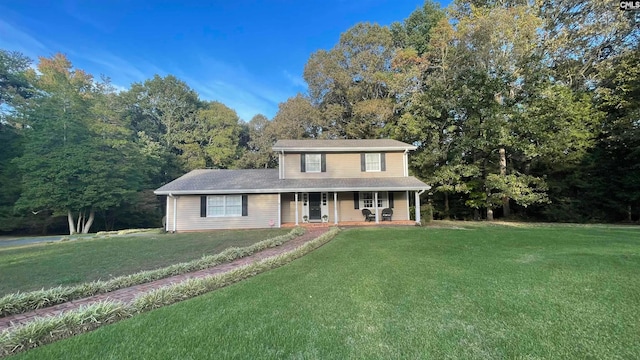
[11,224,640,359]
[0,228,289,296]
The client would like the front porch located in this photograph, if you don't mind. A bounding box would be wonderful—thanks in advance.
[279,190,423,227]
[281,220,417,228]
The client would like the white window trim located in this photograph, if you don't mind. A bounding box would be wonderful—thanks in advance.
[305,154,322,173]
[207,195,243,217]
[360,191,387,209]
[365,153,381,172]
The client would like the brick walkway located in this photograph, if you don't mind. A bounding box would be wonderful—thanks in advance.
[0,227,330,331]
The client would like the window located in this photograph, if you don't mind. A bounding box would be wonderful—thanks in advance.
[365,153,381,172]
[207,195,242,217]
[360,192,387,209]
[305,154,322,172]
[322,193,327,206]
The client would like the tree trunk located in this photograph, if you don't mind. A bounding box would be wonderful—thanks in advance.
[77,212,84,234]
[444,192,450,220]
[628,204,633,222]
[67,210,77,235]
[487,208,494,221]
[82,209,95,234]
[500,147,510,217]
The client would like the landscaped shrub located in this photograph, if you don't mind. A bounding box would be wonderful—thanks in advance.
[0,227,305,317]
[0,227,340,358]
[409,204,433,224]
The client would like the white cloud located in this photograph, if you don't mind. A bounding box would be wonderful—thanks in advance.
[181,55,299,121]
[283,70,307,89]
[0,19,48,58]
[73,50,149,84]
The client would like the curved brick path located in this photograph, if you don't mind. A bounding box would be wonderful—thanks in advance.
[0,227,330,331]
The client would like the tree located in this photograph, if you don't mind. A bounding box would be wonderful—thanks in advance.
[0,50,34,118]
[120,74,201,183]
[177,101,244,170]
[15,54,144,234]
[237,114,278,169]
[304,23,395,138]
[0,50,33,231]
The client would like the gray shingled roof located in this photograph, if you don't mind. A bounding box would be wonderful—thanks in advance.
[272,139,416,152]
[154,169,430,195]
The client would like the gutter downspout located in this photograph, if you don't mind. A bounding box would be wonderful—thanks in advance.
[403,149,409,177]
[415,189,427,225]
[169,193,177,233]
[281,150,285,179]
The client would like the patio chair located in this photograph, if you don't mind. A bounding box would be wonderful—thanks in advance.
[381,208,393,221]
[361,209,376,222]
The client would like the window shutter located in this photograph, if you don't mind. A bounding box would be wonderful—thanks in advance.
[388,192,394,208]
[321,153,326,172]
[242,195,248,216]
[381,153,386,171]
[353,192,360,209]
[200,196,207,217]
[360,153,365,172]
[300,153,306,172]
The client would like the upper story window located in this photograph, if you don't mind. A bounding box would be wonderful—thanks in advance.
[361,153,386,172]
[305,154,321,172]
[365,153,381,172]
[300,153,326,173]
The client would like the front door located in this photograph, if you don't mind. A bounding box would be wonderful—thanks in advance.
[309,193,322,221]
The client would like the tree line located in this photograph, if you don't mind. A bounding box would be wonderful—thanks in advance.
[1,0,638,234]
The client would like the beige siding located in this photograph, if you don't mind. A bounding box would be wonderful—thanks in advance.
[281,193,296,223]
[283,152,405,179]
[166,194,280,231]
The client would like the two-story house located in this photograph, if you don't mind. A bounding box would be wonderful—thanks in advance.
[154,139,430,231]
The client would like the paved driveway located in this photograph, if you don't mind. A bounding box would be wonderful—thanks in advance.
[0,235,79,248]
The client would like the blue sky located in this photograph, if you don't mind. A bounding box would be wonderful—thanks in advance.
[1,0,446,121]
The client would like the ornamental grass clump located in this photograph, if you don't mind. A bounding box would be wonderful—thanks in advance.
[0,227,305,317]
[0,301,130,357]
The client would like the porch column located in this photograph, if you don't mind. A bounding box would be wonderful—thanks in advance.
[333,192,338,225]
[294,192,299,225]
[374,192,379,223]
[415,191,421,224]
[277,193,282,228]
[406,191,410,221]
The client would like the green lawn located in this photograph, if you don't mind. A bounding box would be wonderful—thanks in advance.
[0,229,289,296]
[12,224,640,359]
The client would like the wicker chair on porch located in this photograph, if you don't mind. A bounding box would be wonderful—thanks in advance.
[362,209,376,222]
[381,208,393,221]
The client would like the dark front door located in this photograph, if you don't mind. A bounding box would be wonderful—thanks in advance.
[309,193,322,220]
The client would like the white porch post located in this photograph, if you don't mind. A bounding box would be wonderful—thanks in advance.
[294,192,299,225]
[333,192,338,225]
[415,191,421,224]
[277,193,282,228]
[406,191,410,221]
[374,192,379,223]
